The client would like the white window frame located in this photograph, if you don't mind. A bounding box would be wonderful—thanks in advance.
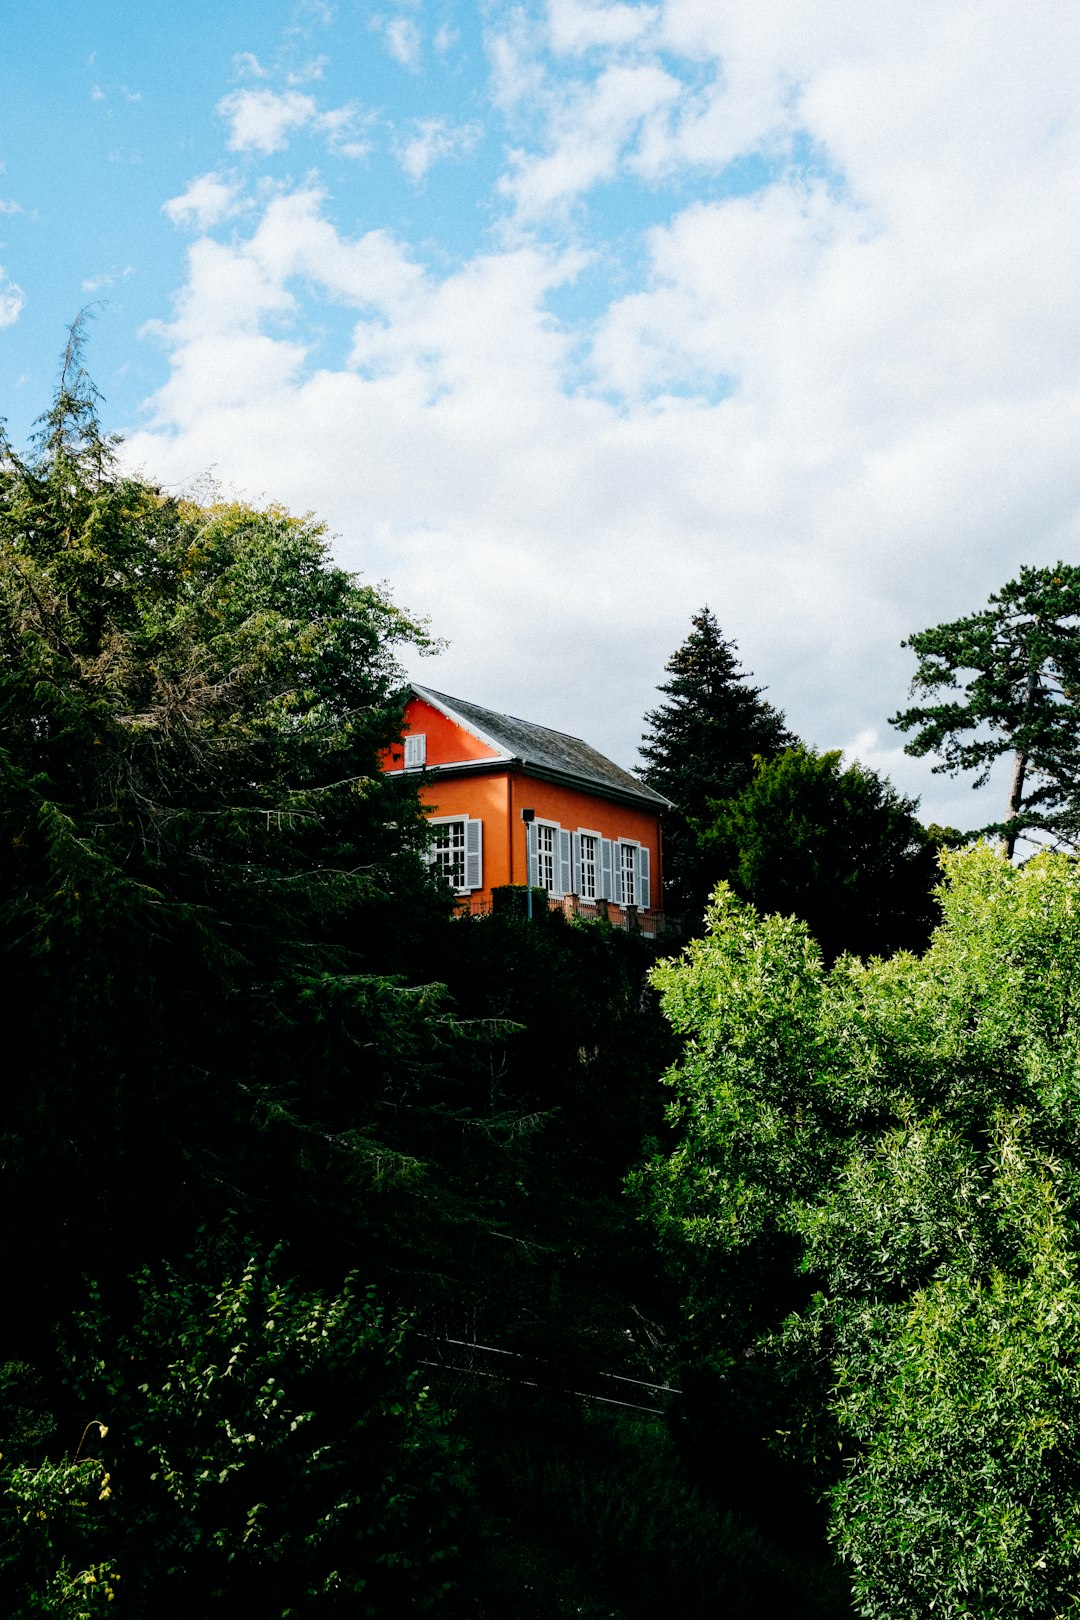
[619,840,638,908]
[426,814,482,894]
[610,839,651,910]
[576,829,600,900]
[403,733,427,769]
[534,818,560,896]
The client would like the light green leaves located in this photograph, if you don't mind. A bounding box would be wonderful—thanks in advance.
[640,849,1080,1616]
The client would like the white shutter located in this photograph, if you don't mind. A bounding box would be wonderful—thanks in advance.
[404,733,426,769]
[638,845,650,911]
[465,818,482,891]
[527,821,539,888]
[559,828,572,897]
[571,832,582,897]
[600,838,613,901]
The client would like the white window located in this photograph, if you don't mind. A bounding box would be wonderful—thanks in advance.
[428,816,482,893]
[527,820,569,896]
[577,833,598,900]
[404,733,426,769]
[536,821,557,893]
[620,841,637,907]
[610,840,651,910]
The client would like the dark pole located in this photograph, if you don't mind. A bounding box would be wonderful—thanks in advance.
[520,808,535,919]
[1002,669,1039,861]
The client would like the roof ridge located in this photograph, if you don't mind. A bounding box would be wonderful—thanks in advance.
[409,683,671,809]
[416,684,589,747]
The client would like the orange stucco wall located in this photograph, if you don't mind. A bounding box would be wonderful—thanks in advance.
[407,768,663,906]
[418,773,516,886]
[382,696,499,770]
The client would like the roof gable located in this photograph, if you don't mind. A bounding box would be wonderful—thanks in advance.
[411,685,670,811]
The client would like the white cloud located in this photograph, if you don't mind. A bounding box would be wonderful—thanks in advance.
[81,264,134,293]
[315,102,372,159]
[0,199,22,215]
[499,62,683,216]
[163,173,244,232]
[233,51,270,78]
[381,16,422,71]
[288,55,329,85]
[397,118,482,182]
[0,267,25,327]
[125,3,1080,831]
[216,86,370,159]
[546,0,659,55]
[218,87,318,153]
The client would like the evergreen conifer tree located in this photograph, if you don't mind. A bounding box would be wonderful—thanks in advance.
[891,563,1080,856]
[640,609,795,916]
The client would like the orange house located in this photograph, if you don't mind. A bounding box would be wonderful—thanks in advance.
[383,685,670,933]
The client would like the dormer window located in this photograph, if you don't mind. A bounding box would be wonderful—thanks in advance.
[404,733,426,769]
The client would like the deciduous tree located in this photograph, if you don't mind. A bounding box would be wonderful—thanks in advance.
[635,848,1080,1617]
[697,746,941,962]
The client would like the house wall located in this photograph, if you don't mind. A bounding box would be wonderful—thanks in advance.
[385,695,500,768]
[420,770,663,907]
[382,696,665,911]
[418,773,515,888]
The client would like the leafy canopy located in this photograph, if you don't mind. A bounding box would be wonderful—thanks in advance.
[697,746,941,963]
[891,563,1080,849]
[636,848,1080,1618]
[0,332,453,1333]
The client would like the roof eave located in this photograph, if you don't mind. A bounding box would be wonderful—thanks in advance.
[419,755,671,813]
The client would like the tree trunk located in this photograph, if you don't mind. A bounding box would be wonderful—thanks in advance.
[1001,670,1039,860]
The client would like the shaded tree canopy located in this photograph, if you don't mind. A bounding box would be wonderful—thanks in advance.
[0,341,863,1617]
[0,329,456,1337]
[639,608,795,915]
[697,747,941,963]
[891,563,1080,855]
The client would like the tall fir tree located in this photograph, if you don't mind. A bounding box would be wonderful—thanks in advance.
[640,609,795,917]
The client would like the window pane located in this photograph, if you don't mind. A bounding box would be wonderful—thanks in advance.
[580,834,597,900]
[537,824,557,893]
[432,820,466,890]
[621,843,636,906]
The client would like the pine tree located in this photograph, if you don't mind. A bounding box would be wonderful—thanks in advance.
[640,609,795,916]
[891,564,1080,856]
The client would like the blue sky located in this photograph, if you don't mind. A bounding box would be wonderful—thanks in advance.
[4,0,1080,831]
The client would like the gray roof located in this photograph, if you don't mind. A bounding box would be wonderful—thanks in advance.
[411,685,670,811]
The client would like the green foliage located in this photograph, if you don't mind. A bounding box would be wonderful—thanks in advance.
[57,1249,466,1616]
[892,562,1080,848]
[0,1421,119,1618]
[0,349,861,1615]
[636,848,1080,1616]
[0,337,452,1340]
[639,608,794,914]
[698,747,941,962]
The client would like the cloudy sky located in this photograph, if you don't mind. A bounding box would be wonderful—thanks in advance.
[3,0,1080,828]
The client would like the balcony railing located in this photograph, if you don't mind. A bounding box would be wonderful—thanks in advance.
[453,888,672,937]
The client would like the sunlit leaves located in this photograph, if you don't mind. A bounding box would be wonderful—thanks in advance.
[639,848,1080,1616]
